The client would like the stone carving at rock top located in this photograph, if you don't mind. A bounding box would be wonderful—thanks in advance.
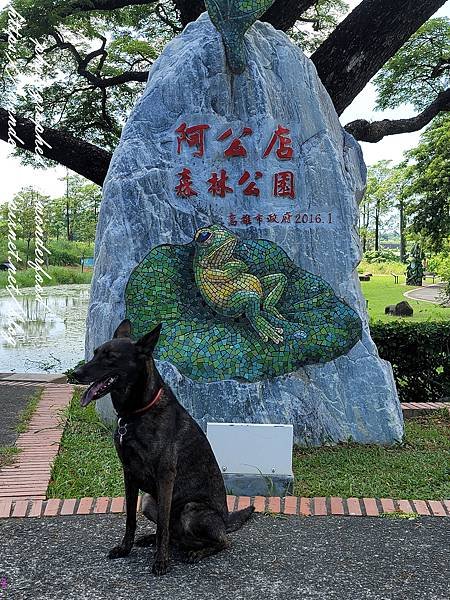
[204,0,276,73]
[406,242,424,286]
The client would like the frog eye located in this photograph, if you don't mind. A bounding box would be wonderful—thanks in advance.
[196,230,213,244]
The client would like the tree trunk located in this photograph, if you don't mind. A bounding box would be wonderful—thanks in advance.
[66,199,71,241]
[374,204,380,252]
[311,0,447,115]
[399,198,406,263]
[0,108,110,186]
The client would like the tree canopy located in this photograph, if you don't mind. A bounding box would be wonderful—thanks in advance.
[402,114,450,252]
[0,0,448,185]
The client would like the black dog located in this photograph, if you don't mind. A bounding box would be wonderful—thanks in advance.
[73,319,254,575]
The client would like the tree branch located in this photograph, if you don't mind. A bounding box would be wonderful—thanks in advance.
[55,0,318,31]
[49,29,149,88]
[311,0,448,115]
[262,1,317,32]
[59,0,158,17]
[345,88,450,142]
[0,108,112,185]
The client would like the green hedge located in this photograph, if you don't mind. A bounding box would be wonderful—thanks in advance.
[371,322,450,404]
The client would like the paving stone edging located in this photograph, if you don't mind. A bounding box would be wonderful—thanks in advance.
[0,495,448,519]
[0,383,73,500]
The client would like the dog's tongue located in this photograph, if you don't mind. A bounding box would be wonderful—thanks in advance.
[80,380,104,407]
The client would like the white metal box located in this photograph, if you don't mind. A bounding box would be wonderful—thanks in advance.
[206,422,293,476]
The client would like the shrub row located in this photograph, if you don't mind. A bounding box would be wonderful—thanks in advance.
[371,321,450,404]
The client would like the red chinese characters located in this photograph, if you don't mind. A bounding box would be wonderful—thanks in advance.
[218,127,253,158]
[238,170,262,197]
[175,168,197,198]
[174,122,300,206]
[208,170,233,198]
[176,123,210,158]
[274,171,295,199]
[263,125,293,160]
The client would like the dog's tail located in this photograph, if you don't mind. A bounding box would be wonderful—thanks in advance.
[226,506,255,533]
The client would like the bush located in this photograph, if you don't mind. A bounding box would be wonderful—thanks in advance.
[0,239,94,267]
[0,266,92,288]
[371,322,450,403]
[364,249,399,263]
[358,260,405,275]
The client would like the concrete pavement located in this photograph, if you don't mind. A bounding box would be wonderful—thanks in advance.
[1,513,449,600]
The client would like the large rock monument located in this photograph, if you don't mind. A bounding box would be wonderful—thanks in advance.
[85,9,403,445]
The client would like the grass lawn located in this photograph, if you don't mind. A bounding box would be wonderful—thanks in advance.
[48,388,450,501]
[360,275,449,323]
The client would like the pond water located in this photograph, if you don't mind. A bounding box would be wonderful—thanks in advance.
[0,284,91,374]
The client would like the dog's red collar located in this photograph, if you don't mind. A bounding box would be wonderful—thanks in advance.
[117,388,164,444]
[130,387,164,416]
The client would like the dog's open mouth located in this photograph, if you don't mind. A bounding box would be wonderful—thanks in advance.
[80,375,119,407]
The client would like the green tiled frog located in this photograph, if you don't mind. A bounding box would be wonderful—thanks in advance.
[193,224,287,344]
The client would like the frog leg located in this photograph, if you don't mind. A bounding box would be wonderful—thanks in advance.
[232,291,284,344]
[260,273,288,321]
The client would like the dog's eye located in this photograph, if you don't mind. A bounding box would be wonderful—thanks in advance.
[93,348,98,355]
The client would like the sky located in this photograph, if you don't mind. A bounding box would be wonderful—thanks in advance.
[0,0,448,205]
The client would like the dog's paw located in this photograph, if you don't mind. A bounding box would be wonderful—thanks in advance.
[135,534,156,547]
[182,550,203,564]
[108,545,131,559]
[152,557,170,576]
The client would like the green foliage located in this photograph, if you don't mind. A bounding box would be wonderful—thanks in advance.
[371,322,450,404]
[289,0,348,53]
[358,261,405,276]
[360,161,409,252]
[363,250,399,263]
[428,244,450,304]
[374,18,450,111]
[402,115,450,252]
[0,0,177,159]
[0,265,92,288]
[0,237,94,267]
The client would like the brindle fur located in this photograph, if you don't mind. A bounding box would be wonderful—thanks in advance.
[73,320,254,576]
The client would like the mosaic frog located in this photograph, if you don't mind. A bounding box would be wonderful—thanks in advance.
[193,224,287,344]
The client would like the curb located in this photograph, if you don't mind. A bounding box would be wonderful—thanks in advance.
[0,383,74,500]
[0,496,448,519]
[401,401,450,418]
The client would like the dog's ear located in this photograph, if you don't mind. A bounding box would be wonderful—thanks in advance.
[113,319,132,339]
[135,323,162,356]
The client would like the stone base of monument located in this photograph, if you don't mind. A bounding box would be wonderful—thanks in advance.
[222,473,294,497]
[207,422,294,497]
